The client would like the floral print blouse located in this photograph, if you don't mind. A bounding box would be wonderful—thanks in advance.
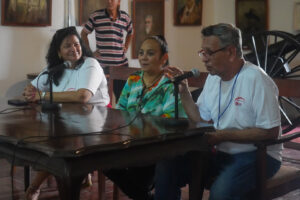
[116,71,187,118]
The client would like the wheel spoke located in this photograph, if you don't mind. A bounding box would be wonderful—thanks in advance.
[280,96,300,111]
[245,31,300,125]
[263,35,269,71]
[251,36,261,67]
[279,105,292,125]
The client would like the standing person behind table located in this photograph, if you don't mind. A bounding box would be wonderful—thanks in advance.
[154,23,282,200]
[23,26,110,200]
[81,0,133,101]
[104,35,187,200]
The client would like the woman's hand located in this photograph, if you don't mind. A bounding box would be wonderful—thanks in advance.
[164,66,189,93]
[23,84,39,102]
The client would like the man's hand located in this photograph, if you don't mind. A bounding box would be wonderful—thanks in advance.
[164,66,189,93]
[205,132,223,145]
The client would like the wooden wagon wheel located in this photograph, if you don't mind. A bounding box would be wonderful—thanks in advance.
[244,31,300,129]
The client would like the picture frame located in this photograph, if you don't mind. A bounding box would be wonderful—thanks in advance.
[235,0,269,49]
[294,3,300,31]
[174,0,202,26]
[79,0,106,25]
[1,0,52,26]
[132,0,165,58]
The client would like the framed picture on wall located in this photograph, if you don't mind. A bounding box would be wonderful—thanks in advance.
[236,0,269,49]
[1,0,52,26]
[294,3,300,31]
[79,0,106,25]
[174,0,202,26]
[132,0,165,58]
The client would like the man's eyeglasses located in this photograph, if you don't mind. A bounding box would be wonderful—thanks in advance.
[198,46,228,58]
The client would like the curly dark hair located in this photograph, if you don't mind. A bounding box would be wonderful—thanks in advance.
[46,26,92,86]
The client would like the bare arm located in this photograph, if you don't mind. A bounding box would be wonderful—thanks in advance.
[180,85,204,122]
[207,126,280,145]
[24,85,93,103]
[81,30,92,52]
[123,34,133,53]
[43,89,93,103]
[164,66,206,122]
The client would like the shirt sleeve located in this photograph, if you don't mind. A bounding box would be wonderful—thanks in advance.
[160,84,187,118]
[252,74,281,129]
[31,69,50,92]
[127,21,133,35]
[82,14,95,34]
[77,59,102,95]
[124,12,133,35]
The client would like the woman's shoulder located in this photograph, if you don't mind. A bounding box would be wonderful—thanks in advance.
[79,57,103,73]
[128,70,142,79]
[124,70,141,87]
[82,57,100,67]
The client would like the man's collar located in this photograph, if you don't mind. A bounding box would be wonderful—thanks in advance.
[105,8,121,20]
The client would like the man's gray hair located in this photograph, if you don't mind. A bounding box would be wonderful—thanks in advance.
[201,23,243,57]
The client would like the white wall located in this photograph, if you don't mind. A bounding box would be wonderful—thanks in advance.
[0,0,64,97]
[0,0,299,97]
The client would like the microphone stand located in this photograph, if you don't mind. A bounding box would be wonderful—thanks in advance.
[171,81,189,126]
[173,82,179,119]
[42,73,61,112]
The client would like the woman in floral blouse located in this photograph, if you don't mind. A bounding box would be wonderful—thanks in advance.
[117,35,186,118]
[105,35,187,200]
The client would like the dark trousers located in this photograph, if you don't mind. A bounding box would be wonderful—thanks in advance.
[103,66,126,103]
[103,165,155,200]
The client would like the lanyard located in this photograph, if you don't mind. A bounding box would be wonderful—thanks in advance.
[217,70,240,128]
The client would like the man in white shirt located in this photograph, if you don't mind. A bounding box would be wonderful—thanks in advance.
[154,23,282,200]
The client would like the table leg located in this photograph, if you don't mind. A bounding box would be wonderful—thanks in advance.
[24,166,30,191]
[188,151,210,200]
[55,175,85,200]
[113,183,120,200]
[98,170,106,200]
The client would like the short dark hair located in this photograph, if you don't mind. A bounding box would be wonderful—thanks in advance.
[46,26,92,86]
[201,23,243,57]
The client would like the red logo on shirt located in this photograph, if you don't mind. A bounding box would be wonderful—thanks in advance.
[234,97,245,106]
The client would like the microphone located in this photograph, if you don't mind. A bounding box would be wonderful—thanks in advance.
[166,68,200,84]
[41,61,71,75]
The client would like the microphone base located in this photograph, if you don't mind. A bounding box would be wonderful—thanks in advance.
[154,117,189,128]
[41,102,62,112]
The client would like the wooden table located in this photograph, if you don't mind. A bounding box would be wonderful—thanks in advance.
[0,99,214,199]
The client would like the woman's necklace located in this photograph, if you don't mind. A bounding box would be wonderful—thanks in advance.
[141,72,163,95]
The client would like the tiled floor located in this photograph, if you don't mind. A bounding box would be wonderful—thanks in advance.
[0,147,299,200]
